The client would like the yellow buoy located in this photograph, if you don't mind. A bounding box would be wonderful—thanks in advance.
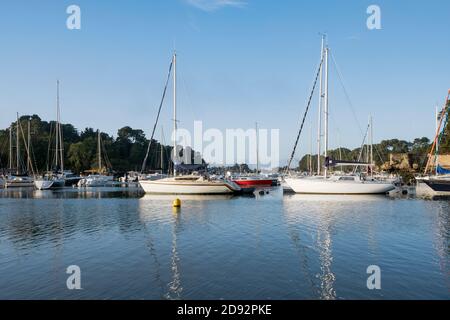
[173,198,181,208]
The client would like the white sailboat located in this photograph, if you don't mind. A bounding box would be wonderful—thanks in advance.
[5,114,34,188]
[34,81,66,190]
[285,37,395,195]
[77,130,114,187]
[139,53,242,194]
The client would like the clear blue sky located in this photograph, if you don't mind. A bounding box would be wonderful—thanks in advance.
[0,0,449,165]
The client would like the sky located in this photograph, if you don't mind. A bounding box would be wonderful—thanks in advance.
[0,0,449,166]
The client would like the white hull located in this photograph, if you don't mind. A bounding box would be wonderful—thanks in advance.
[34,179,65,190]
[139,177,240,194]
[5,177,34,188]
[285,176,395,194]
[78,175,114,187]
[416,176,450,197]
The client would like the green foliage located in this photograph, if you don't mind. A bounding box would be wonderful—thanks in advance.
[0,115,179,175]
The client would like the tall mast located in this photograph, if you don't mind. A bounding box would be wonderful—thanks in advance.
[57,80,64,173]
[366,117,370,164]
[317,35,325,175]
[435,105,440,174]
[98,130,102,172]
[323,46,329,178]
[16,113,19,175]
[55,81,59,172]
[309,124,313,176]
[8,125,12,170]
[370,115,374,177]
[27,118,31,173]
[173,52,177,177]
[256,122,260,173]
[161,127,164,172]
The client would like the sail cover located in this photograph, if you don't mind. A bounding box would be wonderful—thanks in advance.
[437,165,450,175]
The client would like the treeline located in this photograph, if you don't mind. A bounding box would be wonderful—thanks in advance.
[0,115,181,175]
[297,137,443,173]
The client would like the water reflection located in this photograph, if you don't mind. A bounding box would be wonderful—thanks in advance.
[431,201,450,290]
[0,187,144,199]
[140,194,235,201]
[166,210,183,300]
[282,194,387,299]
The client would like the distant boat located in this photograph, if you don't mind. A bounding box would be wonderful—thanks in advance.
[77,130,113,188]
[5,175,35,188]
[139,52,243,195]
[34,81,78,190]
[34,177,65,190]
[416,90,450,197]
[5,114,35,188]
[230,174,274,187]
[78,174,114,188]
[285,37,395,195]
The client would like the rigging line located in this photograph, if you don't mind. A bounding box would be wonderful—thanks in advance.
[141,59,174,173]
[180,69,198,122]
[329,51,364,136]
[18,119,35,175]
[352,123,370,174]
[46,122,54,173]
[286,57,324,173]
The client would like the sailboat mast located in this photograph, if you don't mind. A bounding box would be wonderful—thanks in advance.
[317,35,325,175]
[98,130,102,172]
[9,125,12,170]
[56,80,64,173]
[309,125,313,175]
[371,116,374,175]
[173,52,177,177]
[435,105,439,175]
[16,113,20,175]
[27,118,31,173]
[55,81,59,172]
[256,122,260,173]
[323,46,329,178]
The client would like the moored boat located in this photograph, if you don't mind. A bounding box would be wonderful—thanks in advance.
[5,175,34,188]
[34,176,65,190]
[416,90,450,197]
[284,37,395,195]
[140,175,241,194]
[230,175,274,187]
[285,175,395,194]
[139,52,245,195]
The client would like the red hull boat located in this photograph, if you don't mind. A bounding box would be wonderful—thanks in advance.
[231,176,274,187]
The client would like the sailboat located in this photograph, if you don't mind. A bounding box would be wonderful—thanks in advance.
[5,114,34,188]
[34,81,67,190]
[229,122,275,187]
[416,90,450,197]
[285,37,395,195]
[139,53,242,194]
[77,130,114,187]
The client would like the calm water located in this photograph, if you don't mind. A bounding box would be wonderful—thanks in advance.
[0,187,448,300]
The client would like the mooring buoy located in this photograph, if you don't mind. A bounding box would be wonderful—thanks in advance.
[173,198,181,208]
